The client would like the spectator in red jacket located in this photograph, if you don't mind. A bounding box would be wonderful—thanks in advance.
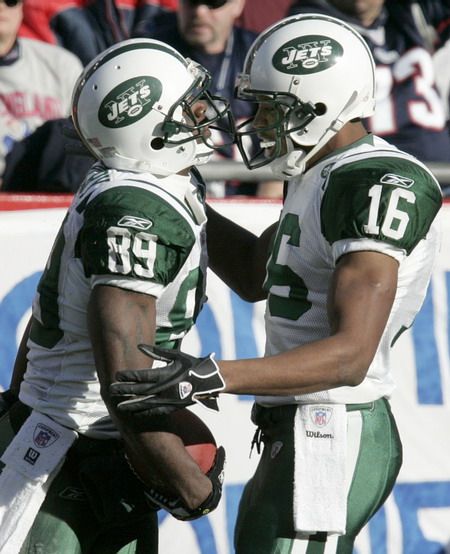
[19,0,178,65]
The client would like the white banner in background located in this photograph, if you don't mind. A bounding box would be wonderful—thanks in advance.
[0,200,449,554]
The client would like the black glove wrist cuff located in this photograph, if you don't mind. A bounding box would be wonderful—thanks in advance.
[194,478,222,517]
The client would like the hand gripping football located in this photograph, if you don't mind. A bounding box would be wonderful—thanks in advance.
[127,407,218,494]
[169,408,217,474]
[141,408,225,521]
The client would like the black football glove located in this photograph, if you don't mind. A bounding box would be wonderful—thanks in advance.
[110,344,226,416]
[144,445,225,521]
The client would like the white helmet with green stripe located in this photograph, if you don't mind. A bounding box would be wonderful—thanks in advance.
[72,38,233,176]
[235,13,376,178]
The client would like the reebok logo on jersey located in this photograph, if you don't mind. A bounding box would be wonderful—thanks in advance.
[380,173,415,188]
[117,215,153,230]
[272,35,343,75]
[99,76,162,129]
[58,487,87,502]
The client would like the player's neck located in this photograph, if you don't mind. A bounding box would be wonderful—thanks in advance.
[304,121,368,170]
[325,121,368,153]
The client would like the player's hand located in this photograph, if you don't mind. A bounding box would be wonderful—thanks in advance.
[144,445,226,521]
[110,344,226,415]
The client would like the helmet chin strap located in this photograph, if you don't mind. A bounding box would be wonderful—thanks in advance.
[269,118,345,179]
[269,149,306,179]
[193,141,214,166]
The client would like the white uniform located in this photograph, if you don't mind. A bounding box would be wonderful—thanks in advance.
[258,135,442,406]
[20,163,208,438]
[0,37,83,174]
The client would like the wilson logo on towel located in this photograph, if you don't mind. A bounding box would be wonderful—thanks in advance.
[24,447,40,465]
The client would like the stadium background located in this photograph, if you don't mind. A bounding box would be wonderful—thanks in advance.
[1,192,449,554]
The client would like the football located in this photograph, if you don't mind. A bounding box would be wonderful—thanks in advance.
[125,408,217,493]
[168,408,217,474]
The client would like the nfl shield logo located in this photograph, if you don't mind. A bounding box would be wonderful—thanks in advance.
[33,423,59,448]
[309,406,333,428]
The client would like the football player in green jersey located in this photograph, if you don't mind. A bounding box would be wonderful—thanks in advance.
[110,14,443,554]
[0,38,231,552]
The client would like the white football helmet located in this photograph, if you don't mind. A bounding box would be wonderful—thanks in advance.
[72,38,234,176]
[235,14,376,178]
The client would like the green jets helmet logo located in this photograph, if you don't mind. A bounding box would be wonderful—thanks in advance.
[99,76,162,128]
[272,35,343,75]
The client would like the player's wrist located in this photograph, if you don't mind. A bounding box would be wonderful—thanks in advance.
[176,472,213,510]
[195,475,221,514]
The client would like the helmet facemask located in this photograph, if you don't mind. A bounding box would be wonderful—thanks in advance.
[72,39,236,177]
[161,61,235,158]
[233,14,376,179]
[235,80,322,173]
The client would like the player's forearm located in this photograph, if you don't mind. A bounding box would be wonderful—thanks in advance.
[88,285,212,508]
[218,332,370,396]
[219,250,398,396]
[206,204,271,301]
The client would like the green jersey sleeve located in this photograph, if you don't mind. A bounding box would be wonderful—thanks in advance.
[321,156,442,255]
[75,186,196,285]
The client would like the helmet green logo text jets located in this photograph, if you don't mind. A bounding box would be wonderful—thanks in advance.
[99,76,162,128]
[272,35,343,75]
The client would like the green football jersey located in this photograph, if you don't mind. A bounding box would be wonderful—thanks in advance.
[259,135,442,406]
[21,163,207,437]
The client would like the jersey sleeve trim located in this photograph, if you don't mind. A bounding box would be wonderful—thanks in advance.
[90,275,164,297]
[332,238,406,265]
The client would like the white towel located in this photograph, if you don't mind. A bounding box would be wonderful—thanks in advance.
[293,403,347,535]
[0,410,77,553]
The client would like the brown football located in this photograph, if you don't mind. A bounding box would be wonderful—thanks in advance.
[170,408,217,474]
[125,408,217,493]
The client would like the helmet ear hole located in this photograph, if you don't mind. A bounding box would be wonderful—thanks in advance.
[315,103,327,116]
[151,137,165,150]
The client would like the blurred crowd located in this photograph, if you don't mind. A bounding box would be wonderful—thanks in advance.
[1,0,450,197]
